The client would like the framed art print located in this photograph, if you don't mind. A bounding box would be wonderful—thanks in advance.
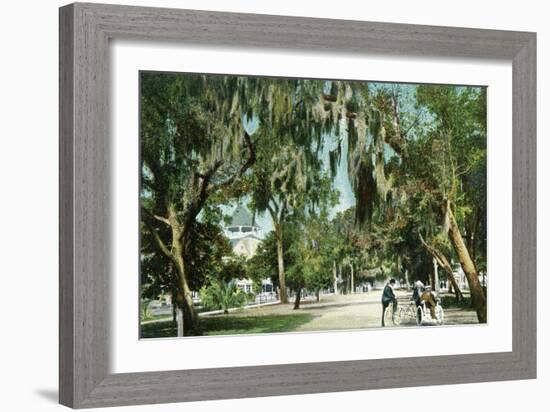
[59,2,536,408]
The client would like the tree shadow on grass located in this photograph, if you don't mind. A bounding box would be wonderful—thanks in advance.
[141,321,177,338]
[202,313,315,335]
[298,299,377,312]
[140,313,316,338]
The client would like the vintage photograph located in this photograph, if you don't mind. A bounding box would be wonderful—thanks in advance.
[139,71,487,338]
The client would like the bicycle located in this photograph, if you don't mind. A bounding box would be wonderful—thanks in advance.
[383,301,399,326]
[394,297,444,326]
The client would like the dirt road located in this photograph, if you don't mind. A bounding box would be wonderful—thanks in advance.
[226,290,479,332]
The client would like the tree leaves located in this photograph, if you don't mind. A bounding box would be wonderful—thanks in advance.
[140,71,487,308]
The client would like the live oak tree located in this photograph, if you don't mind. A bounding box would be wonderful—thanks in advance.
[246,213,335,309]
[390,144,465,301]
[140,70,489,339]
[330,208,366,294]
[413,85,487,321]
[324,83,407,227]
[140,205,242,331]
[248,78,337,304]
[328,82,483,317]
[323,83,423,293]
[246,222,299,301]
[140,72,259,335]
[306,215,345,302]
[288,213,337,308]
[249,157,337,304]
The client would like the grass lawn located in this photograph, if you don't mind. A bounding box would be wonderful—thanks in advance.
[140,312,315,339]
[141,320,177,338]
[440,294,473,310]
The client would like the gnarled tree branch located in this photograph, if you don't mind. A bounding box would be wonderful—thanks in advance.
[142,208,173,259]
[419,232,464,302]
[209,131,256,192]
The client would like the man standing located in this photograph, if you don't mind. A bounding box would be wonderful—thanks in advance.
[381,278,397,327]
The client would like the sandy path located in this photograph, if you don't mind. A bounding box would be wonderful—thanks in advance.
[227,290,479,332]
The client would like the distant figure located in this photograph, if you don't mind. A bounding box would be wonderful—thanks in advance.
[381,279,397,327]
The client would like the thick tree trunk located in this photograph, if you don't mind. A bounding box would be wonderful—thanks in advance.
[433,258,440,294]
[171,299,177,326]
[447,273,463,302]
[293,287,302,310]
[178,266,200,335]
[395,255,401,283]
[144,133,256,337]
[466,207,481,266]
[175,306,184,337]
[148,205,200,337]
[274,223,288,304]
[316,290,320,302]
[172,261,200,336]
[171,222,200,335]
[447,204,486,322]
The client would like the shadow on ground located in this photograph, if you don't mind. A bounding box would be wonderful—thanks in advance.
[298,299,377,311]
[140,312,316,338]
[202,313,315,335]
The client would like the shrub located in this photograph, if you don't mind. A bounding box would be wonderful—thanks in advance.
[200,280,248,314]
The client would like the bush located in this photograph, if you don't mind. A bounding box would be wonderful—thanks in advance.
[200,280,248,314]
[140,299,154,321]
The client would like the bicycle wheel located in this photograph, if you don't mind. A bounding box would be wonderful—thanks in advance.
[383,304,393,326]
[435,305,444,325]
[416,306,424,326]
[393,307,402,326]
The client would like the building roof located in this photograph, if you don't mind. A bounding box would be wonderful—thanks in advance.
[229,205,258,227]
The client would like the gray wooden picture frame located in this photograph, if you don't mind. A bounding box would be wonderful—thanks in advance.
[59,2,536,409]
